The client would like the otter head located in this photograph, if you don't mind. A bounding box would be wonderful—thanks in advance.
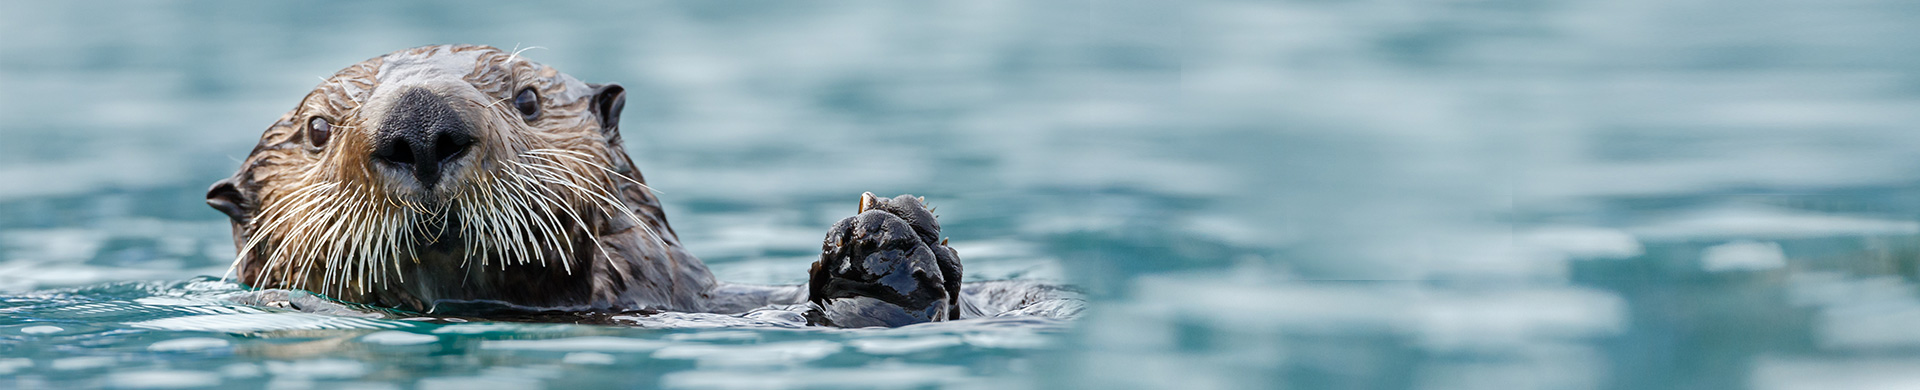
[206,45,708,313]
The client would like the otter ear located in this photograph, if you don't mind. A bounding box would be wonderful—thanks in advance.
[588,83,626,135]
[206,177,251,223]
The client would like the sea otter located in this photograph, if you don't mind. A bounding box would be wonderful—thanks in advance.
[203,45,1069,327]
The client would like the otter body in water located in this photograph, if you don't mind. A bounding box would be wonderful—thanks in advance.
[205,45,1075,327]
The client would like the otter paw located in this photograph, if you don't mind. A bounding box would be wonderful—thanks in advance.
[807,193,962,327]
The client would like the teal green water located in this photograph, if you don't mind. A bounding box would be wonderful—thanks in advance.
[6,0,1920,389]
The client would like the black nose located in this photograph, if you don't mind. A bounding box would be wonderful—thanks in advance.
[373,87,474,189]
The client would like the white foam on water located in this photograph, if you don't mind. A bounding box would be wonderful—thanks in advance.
[1700,240,1787,272]
[0,358,31,375]
[961,330,1053,350]
[660,364,965,390]
[662,331,762,342]
[562,352,616,365]
[360,331,439,346]
[107,370,222,389]
[1519,226,1645,261]
[126,313,406,332]
[847,336,963,355]
[147,337,230,352]
[20,325,62,334]
[479,336,671,352]
[431,322,578,335]
[1629,205,1920,241]
[263,359,367,380]
[651,340,842,367]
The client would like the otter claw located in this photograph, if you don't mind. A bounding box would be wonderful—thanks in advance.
[809,193,963,327]
[858,192,880,213]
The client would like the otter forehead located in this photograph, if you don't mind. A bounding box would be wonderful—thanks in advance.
[376,46,489,87]
[365,45,594,104]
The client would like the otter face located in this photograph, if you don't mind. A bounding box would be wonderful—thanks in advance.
[205,45,669,310]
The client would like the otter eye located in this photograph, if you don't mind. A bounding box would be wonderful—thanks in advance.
[514,88,539,120]
[307,116,332,148]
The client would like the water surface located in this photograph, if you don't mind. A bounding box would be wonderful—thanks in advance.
[4,0,1920,389]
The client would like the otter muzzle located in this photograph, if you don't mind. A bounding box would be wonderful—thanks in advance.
[372,87,474,189]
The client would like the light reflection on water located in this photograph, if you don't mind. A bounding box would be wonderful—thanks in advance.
[3,0,1920,389]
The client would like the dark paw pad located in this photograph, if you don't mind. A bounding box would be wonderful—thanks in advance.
[808,193,962,327]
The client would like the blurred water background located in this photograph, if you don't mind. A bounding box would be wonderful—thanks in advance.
[4,0,1920,389]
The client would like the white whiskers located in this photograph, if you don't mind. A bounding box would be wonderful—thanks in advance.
[224,148,663,299]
